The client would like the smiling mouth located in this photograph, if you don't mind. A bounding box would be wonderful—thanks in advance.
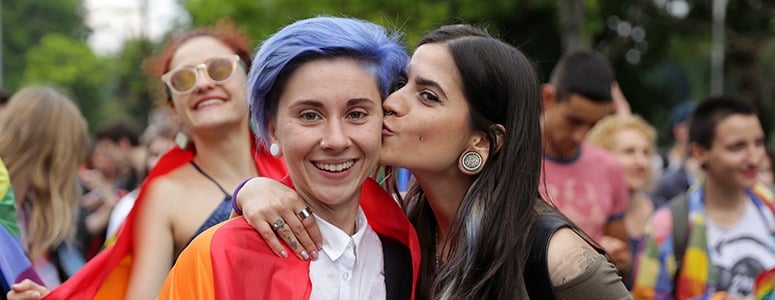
[314,160,355,172]
[195,99,224,109]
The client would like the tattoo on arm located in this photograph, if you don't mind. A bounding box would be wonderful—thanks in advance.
[549,245,598,285]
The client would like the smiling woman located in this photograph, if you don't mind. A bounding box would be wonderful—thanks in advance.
[270,58,383,234]
[587,114,658,285]
[157,16,419,300]
[232,23,631,300]
[7,21,288,300]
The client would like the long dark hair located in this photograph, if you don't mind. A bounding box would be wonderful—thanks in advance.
[402,24,545,299]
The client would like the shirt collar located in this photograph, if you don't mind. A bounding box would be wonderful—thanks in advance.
[315,206,369,261]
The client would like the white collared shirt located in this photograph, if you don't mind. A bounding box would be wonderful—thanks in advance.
[309,206,385,300]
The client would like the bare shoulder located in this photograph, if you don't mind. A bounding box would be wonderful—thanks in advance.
[546,227,602,286]
[136,168,201,222]
[143,166,199,204]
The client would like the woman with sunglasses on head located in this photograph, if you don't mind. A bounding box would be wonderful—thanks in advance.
[233,25,630,298]
[7,21,287,300]
[158,16,419,299]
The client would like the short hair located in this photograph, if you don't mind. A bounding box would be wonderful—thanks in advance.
[96,120,141,146]
[247,16,408,146]
[548,49,614,103]
[587,114,657,162]
[688,95,757,149]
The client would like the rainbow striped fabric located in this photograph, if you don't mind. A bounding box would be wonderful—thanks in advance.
[633,183,775,299]
[0,157,44,294]
[158,178,421,299]
[44,142,288,299]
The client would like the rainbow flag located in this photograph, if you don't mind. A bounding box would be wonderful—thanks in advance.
[0,157,19,237]
[0,225,44,294]
[45,141,287,299]
[159,178,421,299]
[755,267,775,300]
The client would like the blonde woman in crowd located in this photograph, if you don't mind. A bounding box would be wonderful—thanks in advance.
[588,114,657,284]
[0,86,89,288]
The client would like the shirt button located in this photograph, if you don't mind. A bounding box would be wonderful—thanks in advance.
[342,272,350,280]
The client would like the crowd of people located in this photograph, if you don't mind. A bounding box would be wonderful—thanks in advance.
[1,14,774,300]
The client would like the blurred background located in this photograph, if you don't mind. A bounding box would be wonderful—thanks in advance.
[2,0,773,147]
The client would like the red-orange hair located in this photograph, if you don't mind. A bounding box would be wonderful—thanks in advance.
[145,18,253,103]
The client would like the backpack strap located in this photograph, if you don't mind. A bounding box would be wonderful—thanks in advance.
[525,210,571,300]
[668,192,689,290]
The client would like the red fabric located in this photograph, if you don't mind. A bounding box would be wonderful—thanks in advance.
[45,141,287,299]
[159,178,421,300]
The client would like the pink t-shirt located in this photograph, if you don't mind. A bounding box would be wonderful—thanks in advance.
[539,142,628,241]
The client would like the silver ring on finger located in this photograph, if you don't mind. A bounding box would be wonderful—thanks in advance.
[272,218,286,231]
[298,206,313,221]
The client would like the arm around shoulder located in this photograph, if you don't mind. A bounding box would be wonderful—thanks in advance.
[547,228,631,300]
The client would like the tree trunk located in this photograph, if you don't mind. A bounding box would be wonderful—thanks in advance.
[556,0,587,52]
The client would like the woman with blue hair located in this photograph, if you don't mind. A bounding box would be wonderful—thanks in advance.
[234,23,631,299]
[158,16,420,300]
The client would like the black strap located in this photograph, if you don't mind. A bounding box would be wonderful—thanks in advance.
[669,192,689,292]
[524,211,571,300]
[379,234,413,300]
[189,161,229,196]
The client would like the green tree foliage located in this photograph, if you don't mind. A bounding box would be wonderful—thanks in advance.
[170,0,775,144]
[593,0,775,145]
[2,0,89,91]
[183,0,451,47]
[111,38,156,127]
[182,0,567,73]
[22,33,108,126]
[8,0,769,144]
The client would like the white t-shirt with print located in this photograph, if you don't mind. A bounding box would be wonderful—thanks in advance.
[707,199,775,297]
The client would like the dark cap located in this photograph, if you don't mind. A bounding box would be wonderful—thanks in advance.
[669,101,696,128]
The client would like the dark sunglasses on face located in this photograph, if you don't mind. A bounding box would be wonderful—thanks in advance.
[161,54,242,95]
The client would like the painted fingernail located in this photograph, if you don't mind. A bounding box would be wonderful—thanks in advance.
[310,250,319,260]
[280,250,288,258]
[317,243,323,251]
[301,250,310,260]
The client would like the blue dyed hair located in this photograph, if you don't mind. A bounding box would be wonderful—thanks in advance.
[247,16,408,146]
